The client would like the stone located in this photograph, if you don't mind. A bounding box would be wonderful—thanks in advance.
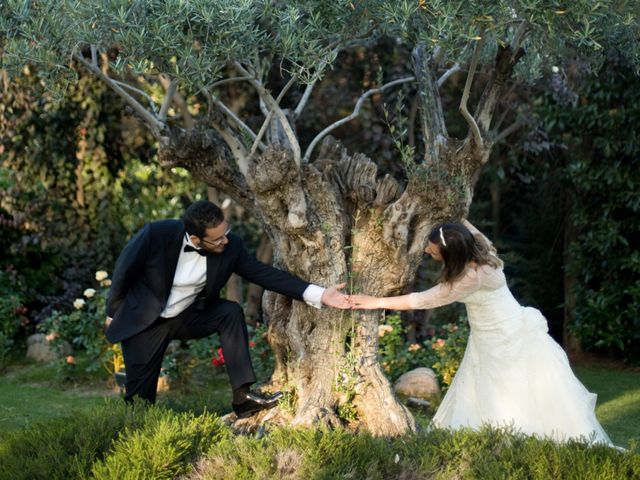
[25,333,72,363]
[393,367,441,400]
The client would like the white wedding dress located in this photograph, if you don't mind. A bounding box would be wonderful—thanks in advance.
[408,264,613,446]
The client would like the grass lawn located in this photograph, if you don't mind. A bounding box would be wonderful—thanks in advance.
[574,365,640,447]
[1,360,638,448]
[0,361,233,433]
[0,363,117,432]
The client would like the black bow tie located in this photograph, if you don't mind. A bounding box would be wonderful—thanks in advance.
[184,245,207,256]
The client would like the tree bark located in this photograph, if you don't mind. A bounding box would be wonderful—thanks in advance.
[245,235,273,326]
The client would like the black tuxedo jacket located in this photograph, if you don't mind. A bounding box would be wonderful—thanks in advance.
[105,219,310,343]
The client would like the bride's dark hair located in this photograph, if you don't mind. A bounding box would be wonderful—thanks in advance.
[428,223,503,284]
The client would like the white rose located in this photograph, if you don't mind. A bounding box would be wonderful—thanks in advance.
[73,298,86,310]
[95,271,109,281]
[101,279,112,287]
[83,288,96,298]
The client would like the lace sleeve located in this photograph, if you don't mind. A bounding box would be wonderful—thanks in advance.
[408,269,482,310]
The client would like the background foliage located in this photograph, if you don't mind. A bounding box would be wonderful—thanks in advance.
[470,53,640,363]
[550,58,640,363]
[0,69,204,344]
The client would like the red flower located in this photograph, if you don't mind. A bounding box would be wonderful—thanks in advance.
[211,347,225,366]
[249,341,256,348]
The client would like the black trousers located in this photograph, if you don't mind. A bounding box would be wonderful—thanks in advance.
[120,299,256,404]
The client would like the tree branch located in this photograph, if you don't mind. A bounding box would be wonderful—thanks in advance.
[304,76,415,163]
[407,94,419,148]
[459,34,485,149]
[294,81,315,118]
[159,75,194,128]
[492,83,518,131]
[412,44,448,164]
[250,76,297,157]
[437,63,460,87]
[73,52,166,137]
[494,118,525,144]
[90,44,97,67]
[194,88,250,173]
[112,80,159,114]
[293,48,337,119]
[511,21,529,51]
[234,61,302,165]
[474,45,526,135]
[200,87,264,150]
[208,76,252,89]
[159,79,177,121]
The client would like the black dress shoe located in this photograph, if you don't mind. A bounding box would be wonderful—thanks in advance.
[232,390,283,419]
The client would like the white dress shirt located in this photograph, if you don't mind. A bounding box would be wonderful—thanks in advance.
[160,234,325,318]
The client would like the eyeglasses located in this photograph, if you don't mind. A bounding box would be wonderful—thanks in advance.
[200,229,230,248]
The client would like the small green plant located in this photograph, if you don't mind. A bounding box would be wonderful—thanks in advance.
[382,93,417,176]
[334,343,360,424]
[277,384,298,416]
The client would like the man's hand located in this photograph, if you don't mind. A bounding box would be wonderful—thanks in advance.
[320,283,351,309]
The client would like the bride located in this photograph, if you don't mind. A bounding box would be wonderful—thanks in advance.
[349,220,613,446]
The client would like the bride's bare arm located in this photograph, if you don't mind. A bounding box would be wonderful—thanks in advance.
[462,219,491,244]
[349,293,414,310]
[463,219,502,266]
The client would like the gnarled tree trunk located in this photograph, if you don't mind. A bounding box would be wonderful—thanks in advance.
[151,41,522,436]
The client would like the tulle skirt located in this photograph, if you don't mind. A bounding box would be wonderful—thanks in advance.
[431,306,613,446]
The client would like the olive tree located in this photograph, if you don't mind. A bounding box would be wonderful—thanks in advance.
[2,0,637,434]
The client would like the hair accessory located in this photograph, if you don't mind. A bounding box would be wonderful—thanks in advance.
[439,227,447,247]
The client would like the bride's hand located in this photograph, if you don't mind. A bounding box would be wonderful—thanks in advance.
[349,294,382,310]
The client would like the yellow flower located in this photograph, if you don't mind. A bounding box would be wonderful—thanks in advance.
[45,332,59,342]
[378,325,394,337]
[101,279,112,287]
[83,288,96,298]
[433,338,446,349]
[73,298,86,310]
[95,271,109,281]
[408,343,422,352]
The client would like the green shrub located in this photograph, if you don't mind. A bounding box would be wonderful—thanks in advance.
[430,322,470,389]
[0,399,225,480]
[538,60,640,363]
[91,408,225,479]
[192,425,638,480]
[0,399,146,480]
[0,269,28,369]
[377,313,469,390]
[1,403,636,480]
[38,271,123,379]
[0,269,27,339]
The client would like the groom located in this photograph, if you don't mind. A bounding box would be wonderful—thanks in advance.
[105,199,349,418]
